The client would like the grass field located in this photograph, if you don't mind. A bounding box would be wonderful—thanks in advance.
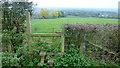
[31,17,118,33]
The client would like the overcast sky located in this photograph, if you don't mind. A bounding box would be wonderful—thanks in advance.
[30,0,119,8]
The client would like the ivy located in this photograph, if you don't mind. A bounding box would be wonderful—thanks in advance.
[54,44,119,66]
[2,1,33,52]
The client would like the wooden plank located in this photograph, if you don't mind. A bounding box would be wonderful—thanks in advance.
[30,33,61,37]
[47,52,63,55]
[26,12,65,53]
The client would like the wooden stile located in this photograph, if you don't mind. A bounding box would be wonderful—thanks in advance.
[26,12,64,52]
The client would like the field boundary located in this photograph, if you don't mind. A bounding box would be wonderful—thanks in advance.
[26,12,64,52]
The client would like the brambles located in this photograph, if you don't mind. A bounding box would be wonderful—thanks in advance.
[64,24,120,53]
[64,23,120,64]
[1,1,119,66]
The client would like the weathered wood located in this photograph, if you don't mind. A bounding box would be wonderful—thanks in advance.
[41,56,45,63]
[39,52,63,64]
[26,12,32,51]
[61,34,64,52]
[61,26,65,52]
[47,52,63,55]
[39,52,63,56]
[47,58,54,66]
[81,43,86,55]
[30,33,61,37]
[39,51,46,63]
[26,12,31,33]
[26,11,65,53]
[39,51,46,56]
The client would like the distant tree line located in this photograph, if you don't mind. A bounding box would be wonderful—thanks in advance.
[32,8,118,19]
[39,8,67,19]
[64,10,118,19]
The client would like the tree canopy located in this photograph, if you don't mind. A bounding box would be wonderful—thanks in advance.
[2,1,33,52]
[39,8,50,19]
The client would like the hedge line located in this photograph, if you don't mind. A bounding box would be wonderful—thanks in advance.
[64,23,120,54]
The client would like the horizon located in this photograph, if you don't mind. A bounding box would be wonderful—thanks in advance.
[30,0,119,9]
[33,7,118,12]
[35,7,118,9]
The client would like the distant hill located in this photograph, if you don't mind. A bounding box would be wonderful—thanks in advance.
[32,7,118,19]
[33,7,118,14]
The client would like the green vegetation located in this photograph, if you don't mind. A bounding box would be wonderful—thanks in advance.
[54,44,119,66]
[2,2,33,53]
[2,0,119,67]
[64,23,120,64]
[2,41,119,66]
[39,8,50,19]
[31,17,118,33]
[33,8,118,19]
[38,8,66,19]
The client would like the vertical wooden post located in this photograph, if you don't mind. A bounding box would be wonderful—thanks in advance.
[0,2,3,57]
[47,58,54,66]
[39,51,46,63]
[81,43,86,55]
[52,28,55,43]
[26,12,31,34]
[41,56,45,63]
[61,26,64,52]
[26,12,32,51]
[61,34,64,52]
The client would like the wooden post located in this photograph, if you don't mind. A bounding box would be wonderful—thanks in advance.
[61,26,64,52]
[81,43,86,55]
[39,51,46,63]
[26,12,32,51]
[52,28,55,43]
[61,34,64,52]
[47,58,54,66]
[41,56,45,63]
[26,12,31,34]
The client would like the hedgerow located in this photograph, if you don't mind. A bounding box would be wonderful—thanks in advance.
[64,23,120,54]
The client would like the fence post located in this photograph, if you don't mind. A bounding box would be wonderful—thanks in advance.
[26,12,32,51]
[81,43,86,55]
[26,12,31,34]
[61,34,64,52]
[61,26,65,52]
[39,51,46,63]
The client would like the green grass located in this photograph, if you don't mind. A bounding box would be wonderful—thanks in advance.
[31,17,118,33]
